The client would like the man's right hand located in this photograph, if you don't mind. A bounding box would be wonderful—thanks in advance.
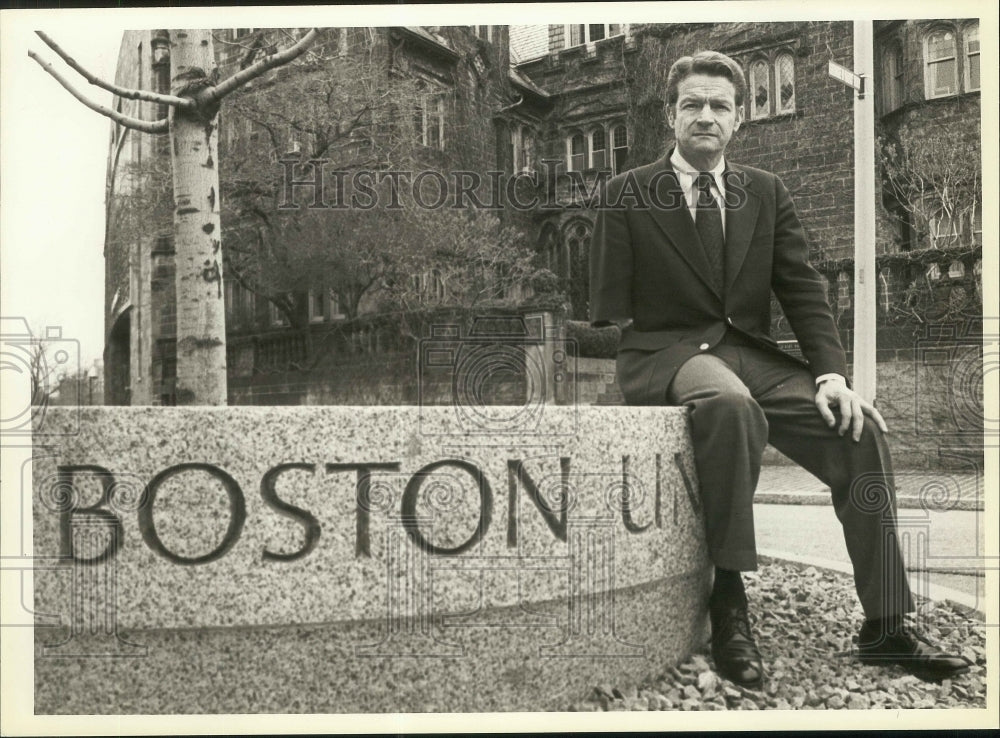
[814,376,888,442]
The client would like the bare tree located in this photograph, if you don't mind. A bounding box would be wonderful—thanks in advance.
[27,338,62,408]
[28,28,320,404]
[879,123,982,250]
[218,28,535,341]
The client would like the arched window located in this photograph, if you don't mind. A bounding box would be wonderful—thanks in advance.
[590,127,607,170]
[539,225,559,276]
[519,127,535,172]
[563,219,593,319]
[965,23,980,92]
[749,59,770,120]
[741,51,797,120]
[612,124,628,174]
[776,53,795,114]
[924,28,958,98]
[568,132,586,172]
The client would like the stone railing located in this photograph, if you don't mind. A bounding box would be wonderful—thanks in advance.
[810,246,983,335]
[33,406,709,714]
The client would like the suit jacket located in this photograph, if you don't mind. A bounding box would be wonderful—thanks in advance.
[589,151,848,405]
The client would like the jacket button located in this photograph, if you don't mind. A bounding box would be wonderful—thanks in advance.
[699,343,710,350]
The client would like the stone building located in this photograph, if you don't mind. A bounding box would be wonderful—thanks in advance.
[104,26,526,406]
[510,20,980,318]
[104,22,983,465]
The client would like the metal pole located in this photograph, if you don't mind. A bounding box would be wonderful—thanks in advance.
[853,20,877,403]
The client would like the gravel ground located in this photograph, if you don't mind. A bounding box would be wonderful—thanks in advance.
[568,560,987,711]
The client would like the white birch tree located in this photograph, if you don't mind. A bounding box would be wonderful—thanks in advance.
[28,28,319,404]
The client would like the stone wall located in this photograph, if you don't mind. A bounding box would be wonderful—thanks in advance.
[221,300,984,471]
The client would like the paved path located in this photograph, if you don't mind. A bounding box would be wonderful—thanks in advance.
[753,465,988,608]
[755,464,984,510]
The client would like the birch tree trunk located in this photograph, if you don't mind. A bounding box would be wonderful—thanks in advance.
[30,27,319,405]
[169,29,227,405]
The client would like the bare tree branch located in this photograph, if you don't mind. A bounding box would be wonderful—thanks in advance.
[34,31,194,110]
[28,50,169,134]
[208,28,321,102]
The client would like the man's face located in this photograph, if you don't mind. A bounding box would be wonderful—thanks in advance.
[668,73,743,169]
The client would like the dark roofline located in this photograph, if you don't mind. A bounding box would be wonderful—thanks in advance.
[394,26,460,61]
[509,67,550,100]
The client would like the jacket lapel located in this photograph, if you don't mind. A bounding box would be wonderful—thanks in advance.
[638,154,719,299]
[723,164,761,294]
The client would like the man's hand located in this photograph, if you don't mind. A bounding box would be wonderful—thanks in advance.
[814,377,888,442]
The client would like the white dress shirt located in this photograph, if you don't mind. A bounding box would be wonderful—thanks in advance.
[669,148,727,236]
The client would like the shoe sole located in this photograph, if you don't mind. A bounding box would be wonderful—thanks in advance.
[857,654,971,682]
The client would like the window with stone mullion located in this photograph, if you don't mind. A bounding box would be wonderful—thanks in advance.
[776,53,795,113]
[565,23,625,48]
[590,127,607,170]
[520,128,535,172]
[414,93,445,150]
[881,42,905,113]
[612,124,628,175]
[744,52,796,119]
[925,29,958,98]
[965,25,980,92]
[569,133,586,172]
[749,59,770,120]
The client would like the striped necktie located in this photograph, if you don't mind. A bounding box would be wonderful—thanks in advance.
[695,171,725,293]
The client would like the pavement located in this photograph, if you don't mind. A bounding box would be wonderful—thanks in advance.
[753,464,989,611]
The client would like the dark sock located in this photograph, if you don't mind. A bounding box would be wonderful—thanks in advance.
[711,567,746,608]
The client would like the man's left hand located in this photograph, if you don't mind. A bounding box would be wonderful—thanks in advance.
[814,377,888,442]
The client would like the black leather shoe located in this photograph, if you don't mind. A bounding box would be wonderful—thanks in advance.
[858,619,971,681]
[710,604,764,688]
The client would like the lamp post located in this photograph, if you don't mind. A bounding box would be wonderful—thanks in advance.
[827,21,876,403]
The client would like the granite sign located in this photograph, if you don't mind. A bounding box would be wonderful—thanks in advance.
[33,406,711,713]
[52,452,701,564]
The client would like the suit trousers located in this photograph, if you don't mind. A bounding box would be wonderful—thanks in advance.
[666,330,915,620]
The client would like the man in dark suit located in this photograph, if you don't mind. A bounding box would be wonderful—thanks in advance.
[589,50,967,687]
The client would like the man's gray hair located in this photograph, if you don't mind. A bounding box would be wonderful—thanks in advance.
[666,50,747,107]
